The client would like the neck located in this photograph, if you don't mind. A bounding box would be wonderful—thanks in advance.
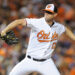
[46,19,54,27]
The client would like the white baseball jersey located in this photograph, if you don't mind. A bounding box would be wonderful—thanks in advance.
[9,17,62,75]
[26,17,65,59]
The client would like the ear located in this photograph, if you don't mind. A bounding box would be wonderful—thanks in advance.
[54,13,58,17]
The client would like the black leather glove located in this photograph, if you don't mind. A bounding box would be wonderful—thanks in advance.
[0,31,19,45]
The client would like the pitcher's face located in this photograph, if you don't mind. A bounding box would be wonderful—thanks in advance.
[44,11,57,22]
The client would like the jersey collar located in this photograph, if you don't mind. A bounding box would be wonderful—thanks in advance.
[49,21,55,27]
[43,17,55,27]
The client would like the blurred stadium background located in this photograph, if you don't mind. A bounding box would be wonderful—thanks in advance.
[0,0,75,75]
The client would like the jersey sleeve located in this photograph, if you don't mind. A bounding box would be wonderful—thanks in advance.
[25,18,39,29]
[59,24,66,35]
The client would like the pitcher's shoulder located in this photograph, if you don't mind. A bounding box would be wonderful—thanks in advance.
[54,22,65,28]
[32,17,45,23]
[37,17,45,21]
[30,17,44,21]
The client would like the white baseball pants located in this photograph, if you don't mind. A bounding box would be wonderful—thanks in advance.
[9,57,60,75]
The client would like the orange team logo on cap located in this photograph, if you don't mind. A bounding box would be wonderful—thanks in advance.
[47,5,51,8]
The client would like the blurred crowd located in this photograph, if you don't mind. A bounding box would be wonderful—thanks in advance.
[0,0,75,75]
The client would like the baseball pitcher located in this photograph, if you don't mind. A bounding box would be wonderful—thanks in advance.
[1,4,75,75]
